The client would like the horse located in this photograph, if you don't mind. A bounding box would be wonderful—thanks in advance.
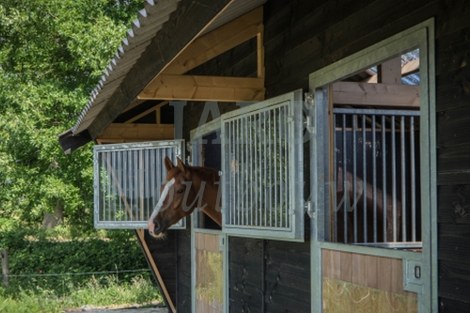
[147,157,221,238]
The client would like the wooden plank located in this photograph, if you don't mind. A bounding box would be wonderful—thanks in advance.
[164,7,263,75]
[332,81,420,107]
[136,229,176,313]
[351,253,367,287]
[96,123,174,142]
[364,254,378,289]
[138,74,264,102]
[377,256,393,293]
[378,56,402,84]
[339,250,353,283]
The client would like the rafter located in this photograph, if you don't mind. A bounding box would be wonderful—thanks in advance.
[96,123,174,143]
[139,6,265,102]
[138,74,264,102]
[163,7,263,75]
[332,81,420,107]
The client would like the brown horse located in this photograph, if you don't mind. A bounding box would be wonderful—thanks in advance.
[147,157,221,238]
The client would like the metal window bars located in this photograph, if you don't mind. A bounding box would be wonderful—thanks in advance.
[93,140,185,229]
[332,108,421,248]
[221,90,304,241]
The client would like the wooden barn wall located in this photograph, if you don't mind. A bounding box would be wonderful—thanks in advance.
[176,222,192,312]
[435,1,470,311]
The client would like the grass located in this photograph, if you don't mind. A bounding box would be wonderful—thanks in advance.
[0,274,162,313]
[0,227,163,313]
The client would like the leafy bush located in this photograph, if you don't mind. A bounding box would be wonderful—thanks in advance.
[0,228,160,306]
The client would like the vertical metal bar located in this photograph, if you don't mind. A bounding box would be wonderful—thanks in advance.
[284,105,289,228]
[139,150,144,221]
[352,114,358,243]
[372,115,377,243]
[234,119,241,225]
[247,117,251,227]
[118,150,122,221]
[244,116,248,226]
[150,148,155,214]
[249,115,254,226]
[240,117,245,226]
[278,107,283,228]
[391,116,397,242]
[229,120,238,225]
[155,148,161,210]
[263,111,270,226]
[145,149,150,220]
[410,116,417,242]
[106,152,111,222]
[123,150,128,221]
[268,110,272,227]
[254,116,259,226]
[134,149,138,222]
[241,117,246,226]
[332,113,337,241]
[362,115,367,242]
[400,116,407,242]
[342,114,348,243]
[382,115,387,242]
[274,108,278,228]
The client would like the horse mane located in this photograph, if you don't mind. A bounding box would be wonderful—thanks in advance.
[188,165,220,184]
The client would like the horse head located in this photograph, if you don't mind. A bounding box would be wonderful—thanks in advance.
[147,157,199,238]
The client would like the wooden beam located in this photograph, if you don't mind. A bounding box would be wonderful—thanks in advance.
[125,101,169,124]
[96,123,174,142]
[401,59,419,76]
[366,58,419,83]
[163,7,263,75]
[378,56,401,84]
[136,230,176,313]
[138,74,264,102]
[332,81,420,107]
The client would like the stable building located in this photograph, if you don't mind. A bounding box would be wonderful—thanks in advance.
[59,1,470,312]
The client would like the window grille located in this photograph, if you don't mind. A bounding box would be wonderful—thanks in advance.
[332,108,421,248]
[221,90,304,241]
[93,140,185,229]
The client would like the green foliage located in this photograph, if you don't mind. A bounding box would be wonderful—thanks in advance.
[0,275,159,313]
[0,228,160,311]
[0,0,144,230]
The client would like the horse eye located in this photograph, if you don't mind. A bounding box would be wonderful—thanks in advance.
[176,187,185,194]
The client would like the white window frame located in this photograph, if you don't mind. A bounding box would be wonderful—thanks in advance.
[93,140,186,229]
[221,90,305,241]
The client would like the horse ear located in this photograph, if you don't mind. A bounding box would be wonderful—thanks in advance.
[164,156,174,171]
[176,157,188,175]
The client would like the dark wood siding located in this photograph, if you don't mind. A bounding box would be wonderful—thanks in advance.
[228,236,311,313]
[435,1,470,311]
[176,222,192,312]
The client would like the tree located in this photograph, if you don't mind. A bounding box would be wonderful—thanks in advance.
[0,0,143,232]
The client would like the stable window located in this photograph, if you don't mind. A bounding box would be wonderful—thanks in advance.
[221,90,305,241]
[314,50,422,248]
[93,140,185,229]
[309,20,437,313]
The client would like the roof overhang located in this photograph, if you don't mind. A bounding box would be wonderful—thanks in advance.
[59,0,266,153]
